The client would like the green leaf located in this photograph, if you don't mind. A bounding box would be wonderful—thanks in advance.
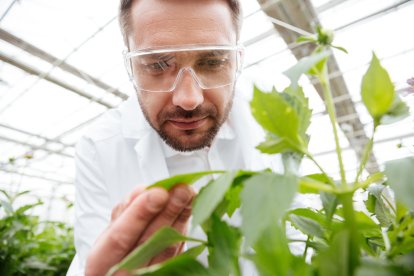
[386,211,413,256]
[256,134,291,154]
[240,172,298,246]
[320,191,338,223]
[251,223,293,276]
[361,53,395,120]
[251,86,300,147]
[316,229,353,276]
[308,53,328,77]
[225,179,244,218]
[366,184,394,227]
[396,201,409,223]
[291,256,313,276]
[181,244,206,259]
[192,171,238,228]
[392,251,414,272]
[356,258,409,276]
[365,193,376,214]
[385,156,414,210]
[298,174,334,194]
[335,208,383,253]
[108,227,205,275]
[296,35,317,44]
[0,189,12,201]
[289,208,329,227]
[380,95,409,125]
[148,170,224,190]
[283,85,312,140]
[250,86,310,155]
[15,201,43,215]
[21,258,55,271]
[352,211,381,237]
[283,50,331,88]
[251,83,312,156]
[135,255,211,276]
[305,173,333,184]
[289,214,325,238]
[331,45,349,54]
[207,215,241,276]
[0,199,14,215]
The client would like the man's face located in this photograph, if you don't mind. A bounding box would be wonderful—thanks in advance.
[128,0,238,151]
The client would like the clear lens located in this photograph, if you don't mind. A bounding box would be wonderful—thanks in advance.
[125,46,242,92]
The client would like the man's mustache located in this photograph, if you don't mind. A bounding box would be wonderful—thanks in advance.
[160,105,217,121]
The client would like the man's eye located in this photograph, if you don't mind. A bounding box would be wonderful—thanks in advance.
[197,58,228,69]
[146,60,169,71]
[143,56,175,74]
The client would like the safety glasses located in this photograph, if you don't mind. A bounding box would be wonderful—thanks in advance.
[123,44,244,93]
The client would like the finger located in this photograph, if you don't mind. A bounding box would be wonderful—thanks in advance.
[149,243,183,266]
[148,202,192,265]
[111,201,127,221]
[135,185,192,266]
[172,203,192,235]
[126,185,146,206]
[113,269,133,276]
[137,184,194,245]
[111,186,146,221]
[86,187,169,276]
[171,204,193,255]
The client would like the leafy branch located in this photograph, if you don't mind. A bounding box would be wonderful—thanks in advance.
[111,27,414,276]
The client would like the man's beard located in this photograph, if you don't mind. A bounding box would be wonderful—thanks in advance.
[138,94,234,152]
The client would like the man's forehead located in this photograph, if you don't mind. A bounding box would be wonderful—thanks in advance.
[128,0,235,48]
[145,18,220,34]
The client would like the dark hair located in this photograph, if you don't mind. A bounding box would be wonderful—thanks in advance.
[118,0,243,47]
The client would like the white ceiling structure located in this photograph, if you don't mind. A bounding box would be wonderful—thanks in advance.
[0,0,413,221]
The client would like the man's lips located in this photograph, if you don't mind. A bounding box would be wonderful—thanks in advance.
[168,117,208,130]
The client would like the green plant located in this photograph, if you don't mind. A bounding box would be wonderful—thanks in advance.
[0,190,75,276]
[109,28,414,275]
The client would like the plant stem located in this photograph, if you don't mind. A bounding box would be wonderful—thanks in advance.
[319,70,347,188]
[303,236,310,259]
[288,239,308,243]
[304,150,335,186]
[340,193,360,274]
[352,172,384,191]
[381,227,391,252]
[354,124,378,184]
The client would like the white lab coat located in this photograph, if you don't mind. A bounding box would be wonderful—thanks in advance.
[67,91,282,275]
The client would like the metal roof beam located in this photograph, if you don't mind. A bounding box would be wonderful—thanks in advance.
[0,134,73,158]
[0,28,128,101]
[0,168,73,185]
[0,51,114,108]
[0,122,74,148]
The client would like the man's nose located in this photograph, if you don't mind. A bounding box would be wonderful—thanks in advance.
[172,69,204,111]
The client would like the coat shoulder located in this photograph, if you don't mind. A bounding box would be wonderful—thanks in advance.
[82,108,123,143]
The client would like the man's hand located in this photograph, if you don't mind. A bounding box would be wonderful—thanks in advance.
[85,184,195,276]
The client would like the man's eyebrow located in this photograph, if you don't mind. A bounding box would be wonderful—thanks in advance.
[196,50,228,58]
[141,53,175,61]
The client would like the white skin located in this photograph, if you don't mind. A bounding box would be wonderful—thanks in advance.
[85,0,237,275]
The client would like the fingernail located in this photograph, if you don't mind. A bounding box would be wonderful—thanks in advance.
[147,189,167,211]
[171,186,191,206]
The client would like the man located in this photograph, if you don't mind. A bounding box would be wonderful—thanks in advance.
[67,0,276,275]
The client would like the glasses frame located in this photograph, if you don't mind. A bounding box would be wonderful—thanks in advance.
[123,44,244,93]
